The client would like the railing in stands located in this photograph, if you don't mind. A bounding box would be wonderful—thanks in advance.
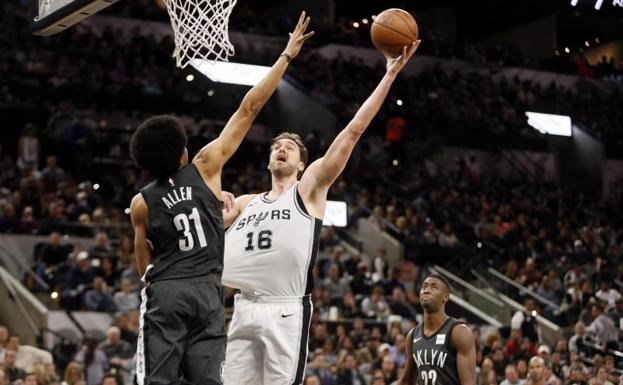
[487,267,560,311]
[430,265,509,325]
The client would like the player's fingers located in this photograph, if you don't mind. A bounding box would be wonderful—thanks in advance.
[302,31,315,41]
[298,11,305,26]
[303,16,311,30]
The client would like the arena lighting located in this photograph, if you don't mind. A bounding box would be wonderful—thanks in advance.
[564,47,571,53]
[554,50,560,56]
[190,60,271,86]
[51,291,58,299]
[186,74,194,82]
[93,183,100,190]
[362,18,369,24]
[585,41,590,47]
[323,200,347,227]
[353,22,360,28]
[525,112,572,137]
[595,37,600,43]
[396,99,403,106]
[124,208,131,214]
[207,89,215,96]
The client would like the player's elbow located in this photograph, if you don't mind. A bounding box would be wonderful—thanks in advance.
[347,120,368,136]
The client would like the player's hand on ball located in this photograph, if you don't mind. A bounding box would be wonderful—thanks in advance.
[282,11,315,60]
[221,191,235,212]
[386,40,420,77]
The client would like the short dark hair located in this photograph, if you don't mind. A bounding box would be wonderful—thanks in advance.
[271,132,308,165]
[130,115,187,179]
[425,273,452,293]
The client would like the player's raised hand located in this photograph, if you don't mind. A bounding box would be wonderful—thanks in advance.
[282,11,315,60]
[386,40,421,77]
[221,191,235,212]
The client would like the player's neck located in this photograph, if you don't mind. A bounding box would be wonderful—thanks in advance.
[423,310,448,333]
[269,174,297,198]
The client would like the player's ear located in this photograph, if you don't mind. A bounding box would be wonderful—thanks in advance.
[298,162,305,172]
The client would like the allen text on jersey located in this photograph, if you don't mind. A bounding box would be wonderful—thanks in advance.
[162,187,193,209]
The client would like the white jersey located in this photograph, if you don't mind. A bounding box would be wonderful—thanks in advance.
[222,183,322,297]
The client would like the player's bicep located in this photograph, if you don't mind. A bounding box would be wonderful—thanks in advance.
[399,329,417,385]
[453,324,476,385]
[130,194,151,276]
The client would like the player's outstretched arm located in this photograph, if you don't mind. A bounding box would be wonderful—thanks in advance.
[299,41,420,200]
[193,11,314,181]
[453,324,477,385]
[130,194,151,277]
[396,329,417,385]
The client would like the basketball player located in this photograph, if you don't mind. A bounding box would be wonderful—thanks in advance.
[220,41,421,384]
[397,274,476,385]
[128,12,314,385]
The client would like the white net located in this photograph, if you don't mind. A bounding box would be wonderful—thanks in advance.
[164,0,238,68]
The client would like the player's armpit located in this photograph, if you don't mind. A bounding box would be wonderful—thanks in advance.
[396,329,416,385]
[453,324,477,385]
[130,194,151,277]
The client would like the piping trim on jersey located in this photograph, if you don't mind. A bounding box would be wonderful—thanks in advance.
[259,183,297,204]
[136,285,150,385]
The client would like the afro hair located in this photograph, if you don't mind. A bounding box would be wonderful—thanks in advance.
[130,115,187,179]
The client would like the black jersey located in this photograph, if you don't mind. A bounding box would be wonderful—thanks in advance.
[411,317,464,385]
[139,164,223,283]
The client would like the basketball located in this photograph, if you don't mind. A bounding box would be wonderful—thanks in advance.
[371,8,419,58]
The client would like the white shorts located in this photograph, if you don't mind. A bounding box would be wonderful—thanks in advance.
[223,293,313,385]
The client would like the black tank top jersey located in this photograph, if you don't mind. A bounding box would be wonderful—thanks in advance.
[139,164,224,283]
[411,317,464,385]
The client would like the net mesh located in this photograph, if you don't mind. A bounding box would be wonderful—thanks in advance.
[164,0,237,68]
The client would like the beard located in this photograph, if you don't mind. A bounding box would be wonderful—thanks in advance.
[268,160,297,178]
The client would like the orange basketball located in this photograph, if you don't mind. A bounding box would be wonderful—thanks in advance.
[370,8,419,58]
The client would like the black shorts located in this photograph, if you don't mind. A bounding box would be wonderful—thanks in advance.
[136,275,226,385]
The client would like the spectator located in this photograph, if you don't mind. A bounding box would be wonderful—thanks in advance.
[113,278,139,313]
[74,338,108,385]
[586,304,618,348]
[61,361,83,385]
[23,372,38,385]
[336,353,364,385]
[306,352,336,385]
[388,287,417,320]
[526,357,546,385]
[501,364,525,385]
[511,298,539,343]
[17,124,39,171]
[565,367,588,385]
[61,251,97,309]
[361,286,390,319]
[595,281,621,310]
[438,222,459,247]
[34,232,68,283]
[322,264,350,304]
[101,374,119,385]
[83,277,116,312]
[379,354,397,384]
[99,327,133,361]
[6,335,53,372]
[3,349,26,383]
[568,322,587,354]
[0,325,8,359]
[41,155,65,191]
[0,369,5,385]
[304,375,321,385]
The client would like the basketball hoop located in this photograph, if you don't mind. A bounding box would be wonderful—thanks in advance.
[163,0,238,68]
